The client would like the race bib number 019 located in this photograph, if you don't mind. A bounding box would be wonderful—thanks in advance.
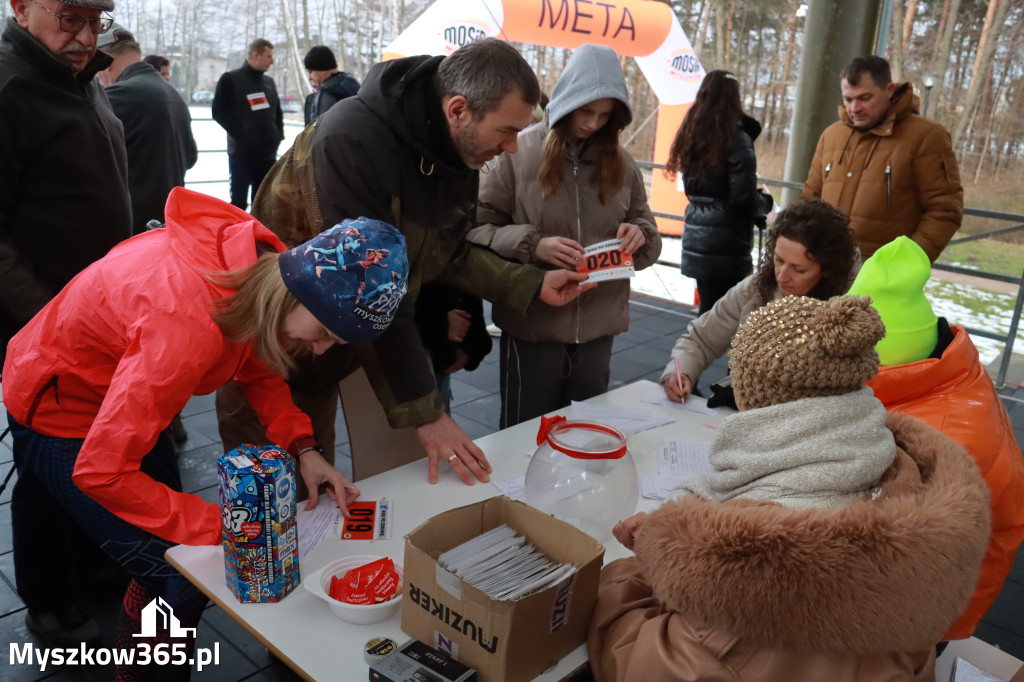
[337,498,391,541]
[576,239,635,282]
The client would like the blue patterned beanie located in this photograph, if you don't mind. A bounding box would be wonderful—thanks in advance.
[278,218,409,345]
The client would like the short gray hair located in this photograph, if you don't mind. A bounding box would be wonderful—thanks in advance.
[435,38,540,119]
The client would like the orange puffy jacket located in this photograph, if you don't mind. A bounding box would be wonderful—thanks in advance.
[867,324,1024,639]
[2,188,312,546]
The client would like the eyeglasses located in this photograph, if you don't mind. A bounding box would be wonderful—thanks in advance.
[30,0,114,35]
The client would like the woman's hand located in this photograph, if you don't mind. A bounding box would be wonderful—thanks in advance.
[616,223,645,255]
[663,373,693,403]
[535,236,585,270]
[299,449,361,515]
[613,512,649,551]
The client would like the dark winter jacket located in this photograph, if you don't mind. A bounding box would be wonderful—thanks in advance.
[0,18,131,349]
[681,114,771,282]
[211,62,283,159]
[303,70,360,124]
[252,55,544,427]
[105,61,198,234]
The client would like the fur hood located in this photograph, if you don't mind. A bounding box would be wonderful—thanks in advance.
[634,411,990,654]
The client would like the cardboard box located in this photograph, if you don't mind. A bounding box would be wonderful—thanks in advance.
[218,444,300,602]
[936,637,1024,681]
[401,496,604,682]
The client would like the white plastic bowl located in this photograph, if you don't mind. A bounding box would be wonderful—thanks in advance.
[303,555,404,625]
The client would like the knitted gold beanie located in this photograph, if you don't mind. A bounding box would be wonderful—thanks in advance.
[729,295,886,411]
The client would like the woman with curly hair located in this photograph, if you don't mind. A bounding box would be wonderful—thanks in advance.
[660,199,858,403]
[665,70,774,314]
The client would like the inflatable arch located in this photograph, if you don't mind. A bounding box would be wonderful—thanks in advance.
[382,0,706,235]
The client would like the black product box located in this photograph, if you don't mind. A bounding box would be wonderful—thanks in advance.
[369,639,477,682]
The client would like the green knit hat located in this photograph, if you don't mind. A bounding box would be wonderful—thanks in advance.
[847,236,938,365]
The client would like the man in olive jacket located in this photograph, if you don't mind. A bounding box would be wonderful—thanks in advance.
[801,55,963,261]
[218,39,594,486]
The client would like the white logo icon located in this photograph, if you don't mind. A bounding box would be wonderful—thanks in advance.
[133,597,197,638]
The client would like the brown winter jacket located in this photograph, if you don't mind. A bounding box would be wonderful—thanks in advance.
[469,122,661,343]
[801,83,963,261]
[588,412,990,682]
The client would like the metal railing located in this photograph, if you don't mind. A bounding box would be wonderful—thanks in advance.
[637,161,1024,388]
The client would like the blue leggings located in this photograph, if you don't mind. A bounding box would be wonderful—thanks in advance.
[8,413,208,680]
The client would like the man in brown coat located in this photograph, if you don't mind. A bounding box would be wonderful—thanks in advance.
[801,55,963,261]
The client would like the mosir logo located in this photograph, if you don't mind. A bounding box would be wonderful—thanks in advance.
[439,19,493,53]
[668,48,702,81]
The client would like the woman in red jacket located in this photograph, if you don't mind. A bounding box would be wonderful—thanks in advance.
[2,188,408,680]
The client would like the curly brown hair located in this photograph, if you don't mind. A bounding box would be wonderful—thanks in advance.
[751,200,857,305]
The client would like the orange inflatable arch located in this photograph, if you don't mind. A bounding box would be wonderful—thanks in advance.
[382,0,706,236]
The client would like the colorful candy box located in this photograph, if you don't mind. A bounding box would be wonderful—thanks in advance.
[218,444,300,603]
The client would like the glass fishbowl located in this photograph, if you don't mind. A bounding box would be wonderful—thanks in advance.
[524,416,639,542]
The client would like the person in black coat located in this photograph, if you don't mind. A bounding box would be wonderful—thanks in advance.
[303,45,360,125]
[211,38,283,210]
[98,25,198,235]
[665,70,773,314]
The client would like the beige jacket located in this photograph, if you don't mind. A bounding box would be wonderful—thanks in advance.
[660,275,767,386]
[588,412,990,682]
[801,83,963,261]
[469,123,661,343]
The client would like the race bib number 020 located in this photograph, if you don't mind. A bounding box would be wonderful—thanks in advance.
[577,239,635,282]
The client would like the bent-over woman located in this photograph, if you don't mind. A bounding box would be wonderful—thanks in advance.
[3,188,408,680]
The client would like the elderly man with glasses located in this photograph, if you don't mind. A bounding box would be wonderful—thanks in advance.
[1,0,131,650]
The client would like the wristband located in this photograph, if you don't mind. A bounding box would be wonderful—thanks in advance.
[288,436,323,459]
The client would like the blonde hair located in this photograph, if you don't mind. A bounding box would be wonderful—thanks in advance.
[208,253,299,375]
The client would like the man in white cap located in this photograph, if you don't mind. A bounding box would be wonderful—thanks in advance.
[1,0,131,648]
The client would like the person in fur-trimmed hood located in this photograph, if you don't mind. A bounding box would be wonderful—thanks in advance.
[588,295,991,682]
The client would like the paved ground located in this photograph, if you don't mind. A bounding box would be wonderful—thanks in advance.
[1,293,1022,680]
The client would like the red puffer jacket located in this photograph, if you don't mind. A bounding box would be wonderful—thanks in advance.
[867,324,1024,640]
[2,188,312,546]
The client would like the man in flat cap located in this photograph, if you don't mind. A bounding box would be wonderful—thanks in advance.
[0,0,131,648]
[98,23,197,235]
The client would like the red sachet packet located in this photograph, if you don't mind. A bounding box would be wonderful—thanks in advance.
[328,558,400,605]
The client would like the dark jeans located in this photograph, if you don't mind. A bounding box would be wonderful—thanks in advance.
[498,333,614,428]
[9,413,207,679]
[228,155,276,210]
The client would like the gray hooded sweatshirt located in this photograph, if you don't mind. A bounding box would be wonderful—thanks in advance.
[469,43,661,344]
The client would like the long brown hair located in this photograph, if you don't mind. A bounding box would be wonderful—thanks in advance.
[207,253,300,376]
[540,99,630,204]
[752,200,857,305]
[664,70,742,179]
